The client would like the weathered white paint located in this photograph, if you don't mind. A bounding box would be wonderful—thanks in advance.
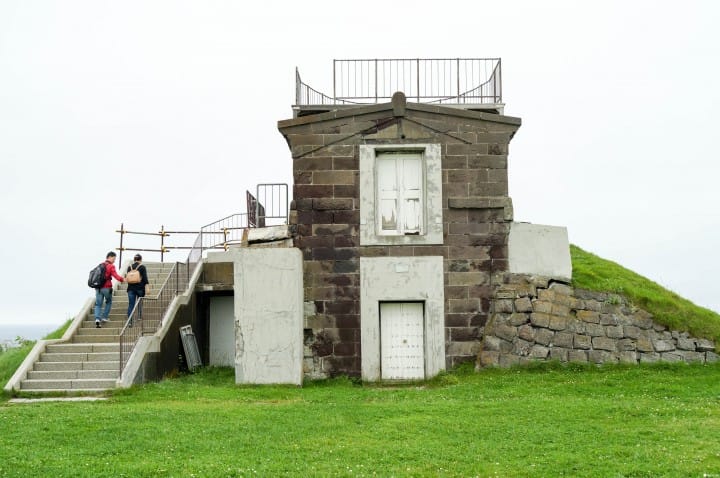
[360,256,445,381]
[380,302,425,380]
[508,222,572,282]
[232,248,303,385]
[359,143,443,246]
[209,296,235,366]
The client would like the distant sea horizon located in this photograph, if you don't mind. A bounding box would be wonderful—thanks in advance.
[0,323,62,345]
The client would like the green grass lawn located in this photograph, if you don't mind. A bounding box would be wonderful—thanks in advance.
[571,245,720,344]
[1,364,719,477]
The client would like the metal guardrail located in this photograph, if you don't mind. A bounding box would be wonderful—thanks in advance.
[119,261,189,374]
[117,183,289,377]
[296,58,502,106]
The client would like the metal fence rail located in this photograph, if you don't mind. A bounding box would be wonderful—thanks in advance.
[296,58,502,106]
[119,261,189,374]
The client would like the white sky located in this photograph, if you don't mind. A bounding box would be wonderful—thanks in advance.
[1,0,718,327]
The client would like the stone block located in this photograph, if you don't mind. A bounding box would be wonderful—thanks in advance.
[606,325,624,339]
[636,337,654,353]
[623,325,641,339]
[676,337,696,351]
[515,297,533,313]
[618,351,638,364]
[532,300,553,314]
[548,316,568,331]
[518,324,535,342]
[530,313,550,328]
[583,300,602,312]
[574,334,592,350]
[535,328,555,346]
[494,324,517,342]
[513,339,533,356]
[577,310,600,323]
[589,350,612,364]
[585,323,605,337]
[551,303,571,317]
[599,314,618,326]
[639,352,660,363]
[566,320,586,334]
[529,345,550,359]
[550,348,569,362]
[652,323,667,332]
[549,282,574,296]
[706,351,719,363]
[479,351,500,367]
[660,352,683,363]
[552,332,574,349]
[508,313,530,326]
[482,336,502,352]
[680,351,704,363]
[696,339,715,352]
[495,288,517,299]
[617,339,636,351]
[495,299,515,313]
[568,350,588,362]
[499,354,520,367]
[634,317,655,330]
[592,337,616,352]
[653,340,675,352]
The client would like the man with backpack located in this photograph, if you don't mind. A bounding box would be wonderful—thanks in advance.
[93,251,124,328]
[126,254,149,318]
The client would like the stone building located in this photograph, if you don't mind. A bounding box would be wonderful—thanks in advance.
[278,58,564,380]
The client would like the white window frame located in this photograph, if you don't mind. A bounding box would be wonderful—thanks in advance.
[376,152,424,236]
[360,144,442,246]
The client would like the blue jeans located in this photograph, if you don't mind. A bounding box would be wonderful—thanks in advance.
[128,289,145,318]
[94,288,113,320]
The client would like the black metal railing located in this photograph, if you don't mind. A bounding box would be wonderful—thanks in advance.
[295,58,502,106]
[116,182,289,378]
[119,261,189,374]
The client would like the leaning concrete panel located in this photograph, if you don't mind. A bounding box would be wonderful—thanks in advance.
[233,248,303,385]
[508,222,572,281]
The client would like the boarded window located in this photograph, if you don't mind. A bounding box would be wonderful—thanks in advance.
[376,153,423,235]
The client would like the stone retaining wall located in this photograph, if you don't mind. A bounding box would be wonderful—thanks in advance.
[478,273,718,367]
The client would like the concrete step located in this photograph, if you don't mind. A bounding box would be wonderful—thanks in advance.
[72,335,120,344]
[39,352,118,362]
[46,343,119,354]
[20,378,116,390]
[77,327,121,336]
[34,361,119,372]
[27,369,119,380]
[80,319,126,328]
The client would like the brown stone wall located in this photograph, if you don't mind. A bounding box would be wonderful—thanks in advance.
[479,273,718,367]
[280,104,520,378]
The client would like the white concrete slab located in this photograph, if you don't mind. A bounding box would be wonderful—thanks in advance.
[508,222,572,281]
[232,248,303,385]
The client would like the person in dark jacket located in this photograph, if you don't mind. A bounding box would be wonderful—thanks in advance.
[126,254,150,318]
[95,251,124,328]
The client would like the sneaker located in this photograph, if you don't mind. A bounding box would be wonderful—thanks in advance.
[95,320,101,328]
[100,318,109,323]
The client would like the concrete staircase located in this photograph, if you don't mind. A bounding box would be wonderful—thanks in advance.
[18,262,175,393]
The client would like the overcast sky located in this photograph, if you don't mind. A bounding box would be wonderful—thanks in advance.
[1,0,718,328]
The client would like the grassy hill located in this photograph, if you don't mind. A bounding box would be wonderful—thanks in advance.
[571,245,720,344]
[1,365,719,476]
[0,320,71,390]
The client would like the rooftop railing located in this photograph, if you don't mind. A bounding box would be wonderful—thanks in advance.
[296,58,502,106]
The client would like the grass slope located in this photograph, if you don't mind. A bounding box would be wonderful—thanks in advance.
[1,365,719,477]
[0,320,71,389]
[571,245,720,344]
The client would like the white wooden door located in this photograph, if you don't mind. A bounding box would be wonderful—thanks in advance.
[380,302,425,380]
